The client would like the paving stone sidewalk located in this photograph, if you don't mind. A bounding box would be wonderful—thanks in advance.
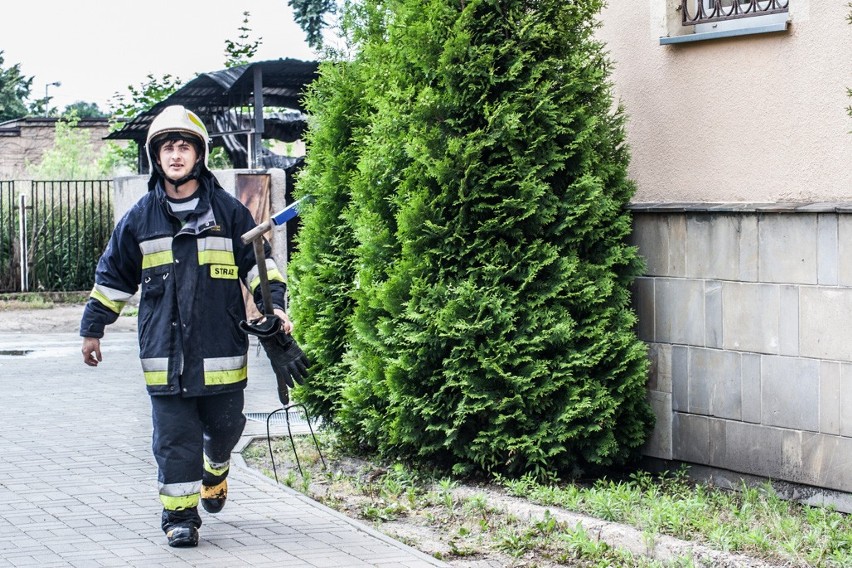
[0,329,447,568]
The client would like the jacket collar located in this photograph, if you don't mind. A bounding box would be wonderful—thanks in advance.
[152,172,219,235]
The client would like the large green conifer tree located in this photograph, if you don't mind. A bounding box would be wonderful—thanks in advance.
[288,60,367,421]
[292,0,654,478]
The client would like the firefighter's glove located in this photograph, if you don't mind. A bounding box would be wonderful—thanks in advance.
[259,332,309,388]
[240,316,309,389]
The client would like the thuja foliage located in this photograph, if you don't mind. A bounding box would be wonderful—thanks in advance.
[291,0,653,478]
[289,59,369,423]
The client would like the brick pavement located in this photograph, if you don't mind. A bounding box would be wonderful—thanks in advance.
[0,330,447,568]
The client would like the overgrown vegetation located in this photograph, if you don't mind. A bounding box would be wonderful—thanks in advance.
[244,433,852,567]
[0,180,113,292]
[25,111,112,179]
[290,0,652,478]
[0,291,88,309]
[102,10,268,174]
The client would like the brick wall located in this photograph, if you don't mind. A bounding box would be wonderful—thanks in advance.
[0,118,112,179]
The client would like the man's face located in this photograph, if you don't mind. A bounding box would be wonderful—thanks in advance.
[157,137,199,180]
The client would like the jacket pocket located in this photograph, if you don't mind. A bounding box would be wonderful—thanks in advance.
[141,265,171,302]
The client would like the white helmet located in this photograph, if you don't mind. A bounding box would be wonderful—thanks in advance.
[145,105,210,182]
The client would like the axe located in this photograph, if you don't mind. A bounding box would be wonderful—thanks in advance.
[239,197,311,405]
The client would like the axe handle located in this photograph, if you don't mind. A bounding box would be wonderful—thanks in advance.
[242,219,273,245]
[252,238,275,316]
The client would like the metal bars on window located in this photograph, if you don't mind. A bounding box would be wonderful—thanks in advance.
[682,0,789,26]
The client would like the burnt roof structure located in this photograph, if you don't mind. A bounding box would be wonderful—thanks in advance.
[107,58,319,172]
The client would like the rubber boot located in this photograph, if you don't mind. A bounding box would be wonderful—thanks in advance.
[201,479,227,514]
[166,524,199,547]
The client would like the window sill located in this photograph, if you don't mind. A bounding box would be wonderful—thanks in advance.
[659,21,788,45]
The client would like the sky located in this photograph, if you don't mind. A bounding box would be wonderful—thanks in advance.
[1,0,319,112]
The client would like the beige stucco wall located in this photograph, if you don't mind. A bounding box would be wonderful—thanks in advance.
[598,1,851,203]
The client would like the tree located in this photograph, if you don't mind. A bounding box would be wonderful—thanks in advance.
[26,111,109,179]
[288,0,337,49]
[102,73,183,173]
[63,101,107,119]
[287,59,368,425]
[225,11,262,68]
[0,50,32,122]
[292,0,653,480]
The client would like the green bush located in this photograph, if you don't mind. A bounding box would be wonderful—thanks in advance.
[0,181,113,293]
[289,58,370,424]
[292,0,653,478]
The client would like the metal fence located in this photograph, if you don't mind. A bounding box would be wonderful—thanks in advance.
[0,180,114,293]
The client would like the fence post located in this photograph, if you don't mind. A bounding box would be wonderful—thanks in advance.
[18,193,28,292]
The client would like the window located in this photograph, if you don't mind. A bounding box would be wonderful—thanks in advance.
[683,0,789,29]
[660,0,790,44]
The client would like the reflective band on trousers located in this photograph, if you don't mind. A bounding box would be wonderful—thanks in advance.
[140,237,174,269]
[89,283,134,315]
[204,454,230,477]
[141,356,247,386]
[159,480,201,511]
[197,236,235,266]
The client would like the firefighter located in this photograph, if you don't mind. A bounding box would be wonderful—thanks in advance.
[80,105,292,548]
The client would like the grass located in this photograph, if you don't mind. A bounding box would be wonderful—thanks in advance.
[0,291,89,309]
[499,469,852,566]
[243,430,852,567]
[0,292,140,317]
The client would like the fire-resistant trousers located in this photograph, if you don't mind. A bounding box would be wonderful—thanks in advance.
[150,390,247,532]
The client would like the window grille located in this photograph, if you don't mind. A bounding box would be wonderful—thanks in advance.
[681,0,789,26]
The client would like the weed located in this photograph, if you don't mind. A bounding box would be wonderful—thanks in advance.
[243,435,852,568]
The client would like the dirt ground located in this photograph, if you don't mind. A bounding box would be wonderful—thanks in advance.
[5,302,784,567]
[0,302,137,334]
[243,438,787,568]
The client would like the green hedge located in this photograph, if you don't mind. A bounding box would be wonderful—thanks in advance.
[291,0,654,479]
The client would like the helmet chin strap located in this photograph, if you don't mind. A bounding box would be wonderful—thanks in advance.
[154,160,204,190]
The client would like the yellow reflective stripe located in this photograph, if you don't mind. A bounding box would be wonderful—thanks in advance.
[198,249,235,266]
[249,267,285,295]
[205,367,247,386]
[142,250,174,269]
[204,454,230,477]
[90,288,125,315]
[159,481,201,510]
[204,355,248,386]
[161,493,199,510]
[93,283,134,302]
[144,371,168,386]
[197,236,235,266]
[141,358,169,386]
[140,237,173,269]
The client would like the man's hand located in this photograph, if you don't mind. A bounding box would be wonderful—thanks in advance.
[273,308,294,334]
[82,337,102,367]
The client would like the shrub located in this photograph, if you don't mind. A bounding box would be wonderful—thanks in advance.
[292,0,654,478]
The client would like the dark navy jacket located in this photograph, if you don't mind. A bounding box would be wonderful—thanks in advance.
[80,171,286,397]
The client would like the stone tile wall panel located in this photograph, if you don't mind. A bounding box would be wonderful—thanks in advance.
[655,278,705,345]
[722,282,780,354]
[758,214,817,284]
[817,214,839,285]
[633,209,852,495]
[761,356,820,432]
[799,287,852,361]
[631,214,686,277]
